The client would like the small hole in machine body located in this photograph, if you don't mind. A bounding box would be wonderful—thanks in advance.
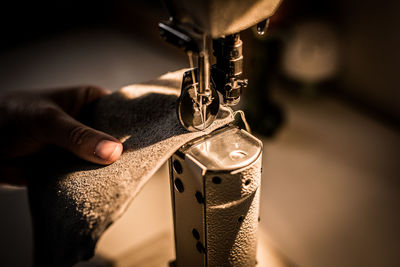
[192,228,200,240]
[196,241,205,253]
[174,178,184,193]
[173,160,183,174]
[212,176,222,184]
[195,191,204,204]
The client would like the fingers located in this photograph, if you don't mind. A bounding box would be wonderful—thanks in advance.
[34,107,122,165]
[41,85,111,117]
[37,85,122,165]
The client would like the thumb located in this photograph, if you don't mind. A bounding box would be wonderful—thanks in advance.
[35,107,123,165]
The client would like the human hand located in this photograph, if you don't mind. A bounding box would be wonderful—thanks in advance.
[0,86,123,185]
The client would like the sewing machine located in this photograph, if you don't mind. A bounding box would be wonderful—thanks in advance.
[159,0,282,266]
[160,0,281,131]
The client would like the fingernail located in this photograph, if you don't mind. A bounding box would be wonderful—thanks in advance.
[95,140,122,162]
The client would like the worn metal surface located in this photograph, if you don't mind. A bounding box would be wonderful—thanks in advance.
[170,126,263,266]
[164,0,282,37]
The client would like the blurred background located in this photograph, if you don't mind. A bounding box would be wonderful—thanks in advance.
[0,0,399,266]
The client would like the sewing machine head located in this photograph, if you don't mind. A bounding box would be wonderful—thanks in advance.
[159,0,282,131]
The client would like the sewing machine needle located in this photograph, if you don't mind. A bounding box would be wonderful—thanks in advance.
[202,103,206,130]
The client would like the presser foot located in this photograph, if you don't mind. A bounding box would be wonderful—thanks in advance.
[177,69,220,131]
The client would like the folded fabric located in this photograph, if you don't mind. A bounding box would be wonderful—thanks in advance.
[28,69,233,266]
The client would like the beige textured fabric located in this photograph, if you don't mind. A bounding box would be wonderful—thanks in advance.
[28,69,233,266]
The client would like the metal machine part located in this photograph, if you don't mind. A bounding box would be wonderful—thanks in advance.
[159,22,248,130]
[212,34,248,105]
[160,22,215,131]
[177,69,220,131]
[169,126,263,266]
[160,0,282,131]
[162,0,282,38]
[162,1,275,265]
